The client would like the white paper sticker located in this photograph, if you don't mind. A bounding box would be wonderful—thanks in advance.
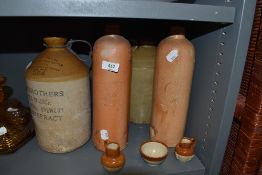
[100,129,109,140]
[102,60,120,73]
[7,107,18,112]
[0,127,7,136]
[166,49,178,62]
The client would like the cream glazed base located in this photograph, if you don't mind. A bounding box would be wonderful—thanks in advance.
[175,153,195,162]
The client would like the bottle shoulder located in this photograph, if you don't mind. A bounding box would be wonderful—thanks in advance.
[95,35,131,48]
[159,36,194,49]
[25,48,89,82]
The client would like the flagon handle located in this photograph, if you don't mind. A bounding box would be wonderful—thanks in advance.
[67,39,93,69]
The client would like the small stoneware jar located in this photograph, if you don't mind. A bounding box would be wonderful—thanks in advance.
[175,137,196,162]
[101,142,125,172]
[140,141,168,166]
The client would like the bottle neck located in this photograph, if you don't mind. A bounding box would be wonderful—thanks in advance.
[105,142,120,158]
[43,37,67,48]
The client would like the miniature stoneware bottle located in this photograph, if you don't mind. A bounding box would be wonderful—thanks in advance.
[175,137,196,162]
[101,142,125,172]
[150,34,195,147]
[25,37,91,153]
[92,35,131,151]
[130,45,156,124]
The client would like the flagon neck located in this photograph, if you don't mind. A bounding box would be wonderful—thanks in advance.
[43,37,67,48]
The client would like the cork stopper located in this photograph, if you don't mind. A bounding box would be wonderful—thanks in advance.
[43,37,67,47]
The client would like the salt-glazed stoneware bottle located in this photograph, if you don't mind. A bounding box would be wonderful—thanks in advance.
[25,37,91,153]
[92,35,131,151]
[130,44,156,124]
[150,33,195,147]
[101,142,125,172]
[175,137,196,162]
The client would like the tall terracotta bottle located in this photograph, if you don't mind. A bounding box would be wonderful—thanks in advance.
[150,33,195,147]
[92,35,131,151]
[130,44,156,124]
[25,37,91,153]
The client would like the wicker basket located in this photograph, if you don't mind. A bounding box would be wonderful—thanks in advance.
[239,0,262,97]
[221,1,262,174]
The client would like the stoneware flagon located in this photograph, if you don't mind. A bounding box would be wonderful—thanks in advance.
[150,34,195,147]
[92,35,131,151]
[25,37,91,153]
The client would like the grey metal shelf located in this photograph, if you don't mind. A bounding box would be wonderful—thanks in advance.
[0,0,235,23]
[0,0,257,175]
[0,124,205,175]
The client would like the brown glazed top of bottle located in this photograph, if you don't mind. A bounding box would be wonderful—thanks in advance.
[175,138,196,156]
[26,37,88,82]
